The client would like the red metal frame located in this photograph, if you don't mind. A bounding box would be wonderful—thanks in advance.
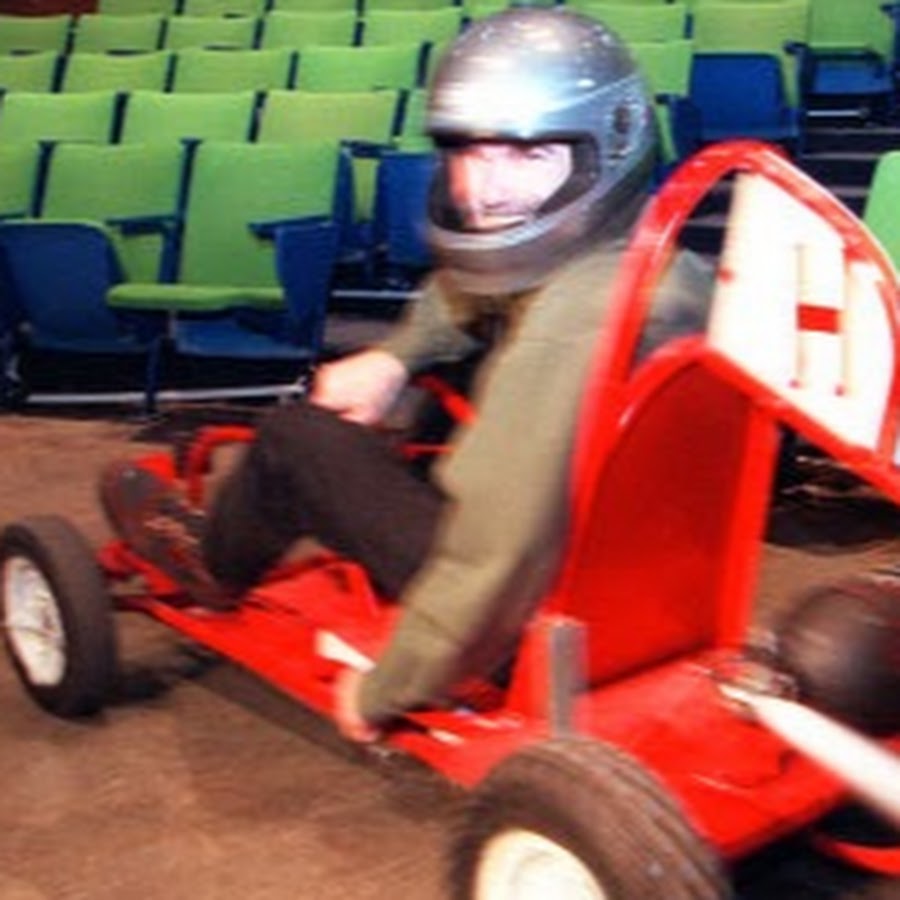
[99,141,900,872]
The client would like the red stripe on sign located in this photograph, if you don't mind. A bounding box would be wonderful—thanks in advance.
[797,304,840,332]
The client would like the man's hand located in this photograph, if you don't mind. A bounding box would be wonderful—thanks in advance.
[334,668,381,743]
[311,349,408,426]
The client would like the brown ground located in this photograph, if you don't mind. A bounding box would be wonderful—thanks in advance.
[0,406,897,899]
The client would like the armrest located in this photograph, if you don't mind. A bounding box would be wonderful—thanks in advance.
[249,214,332,240]
[341,139,393,160]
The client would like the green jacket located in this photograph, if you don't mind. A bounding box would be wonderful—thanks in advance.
[358,241,713,724]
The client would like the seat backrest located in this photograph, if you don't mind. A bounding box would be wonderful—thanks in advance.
[257,87,400,143]
[360,8,464,46]
[0,143,41,219]
[258,89,400,219]
[97,0,177,14]
[0,90,118,143]
[181,0,269,14]
[259,10,359,50]
[177,140,341,288]
[171,47,295,92]
[0,51,59,94]
[270,0,358,10]
[0,15,72,54]
[59,51,173,93]
[364,0,457,9]
[579,1,689,42]
[70,13,164,53]
[396,86,431,150]
[630,38,694,162]
[162,14,259,50]
[40,141,185,282]
[295,43,423,91]
[863,151,900,272]
[119,89,257,141]
[690,0,810,103]
[807,0,894,58]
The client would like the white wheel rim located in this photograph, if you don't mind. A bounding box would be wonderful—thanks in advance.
[3,556,66,687]
[475,828,609,900]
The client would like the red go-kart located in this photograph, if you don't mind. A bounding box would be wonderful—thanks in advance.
[3,142,900,898]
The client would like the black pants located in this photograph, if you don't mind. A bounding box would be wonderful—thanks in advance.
[201,402,444,599]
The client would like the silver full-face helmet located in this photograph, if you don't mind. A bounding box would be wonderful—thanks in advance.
[426,8,657,294]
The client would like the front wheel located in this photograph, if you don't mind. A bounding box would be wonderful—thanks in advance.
[452,738,730,900]
[1,515,117,717]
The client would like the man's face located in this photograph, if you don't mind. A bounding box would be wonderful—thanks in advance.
[445,141,573,232]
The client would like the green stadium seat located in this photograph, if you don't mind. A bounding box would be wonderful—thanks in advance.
[162,14,259,50]
[362,0,459,10]
[863,151,900,272]
[59,51,173,93]
[107,140,342,368]
[70,13,164,53]
[97,0,178,14]
[119,89,257,142]
[360,8,464,46]
[259,10,360,50]
[629,38,698,163]
[171,47,295,92]
[579,2,689,42]
[800,0,897,108]
[0,52,59,94]
[0,15,72,54]
[38,141,186,283]
[181,0,269,15]
[0,91,119,143]
[258,88,399,250]
[295,43,424,90]
[690,0,809,104]
[270,0,358,10]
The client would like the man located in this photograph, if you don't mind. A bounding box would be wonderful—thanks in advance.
[102,8,712,741]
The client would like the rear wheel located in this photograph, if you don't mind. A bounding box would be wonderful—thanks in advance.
[1,515,117,717]
[453,738,730,900]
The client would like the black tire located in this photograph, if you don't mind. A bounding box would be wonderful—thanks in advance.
[1,515,117,717]
[452,738,731,900]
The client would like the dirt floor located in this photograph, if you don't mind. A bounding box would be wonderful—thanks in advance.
[0,405,898,900]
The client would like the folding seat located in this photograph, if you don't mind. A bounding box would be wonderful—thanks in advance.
[97,0,178,14]
[257,88,400,230]
[799,0,898,113]
[0,142,186,409]
[0,52,60,94]
[0,91,119,143]
[258,10,360,51]
[119,90,257,142]
[370,149,435,288]
[107,140,341,368]
[38,141,187,283]
[59,51,173,93]
[171,47,295,92]
[0,15,72,55]
[69,13,164,53]
[180,0,269,15]
[578,2,689,42]
[863,151,900,271]
[161,14,260,50]
[460,0,509,20]
[630,39,699,165]
[360,8,464,47]
[689,51,802,150]
[295,43,424,91]
[690,0,809,105]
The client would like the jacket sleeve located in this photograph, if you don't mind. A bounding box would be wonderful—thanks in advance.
[378,274,485,374]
